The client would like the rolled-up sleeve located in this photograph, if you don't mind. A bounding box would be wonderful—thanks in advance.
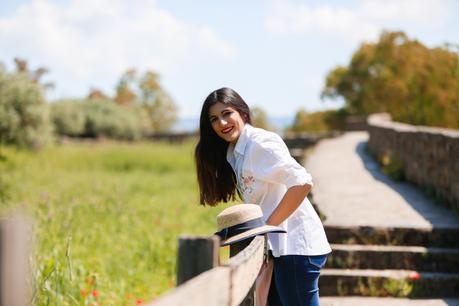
[247,134,313,189]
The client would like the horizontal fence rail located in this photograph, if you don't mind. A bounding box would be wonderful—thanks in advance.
[147,235,265,306]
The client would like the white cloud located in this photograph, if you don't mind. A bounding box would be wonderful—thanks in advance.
[196,28,236,59]
[0,0,236,97]
[265,0,453,42]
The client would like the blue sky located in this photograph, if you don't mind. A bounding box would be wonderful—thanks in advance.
[1,0,458,119]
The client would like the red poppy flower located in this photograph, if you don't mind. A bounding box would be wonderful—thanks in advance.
[407,272,421,281]
[136,298,144,305]
[92,290,99,298]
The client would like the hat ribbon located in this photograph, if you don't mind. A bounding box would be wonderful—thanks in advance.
[215,217,264,241]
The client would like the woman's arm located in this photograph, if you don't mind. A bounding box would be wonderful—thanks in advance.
[265,184,312,226]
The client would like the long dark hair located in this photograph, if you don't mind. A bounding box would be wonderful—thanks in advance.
[195,87,252,206]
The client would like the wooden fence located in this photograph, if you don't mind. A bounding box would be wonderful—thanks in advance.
[0,220,265,306]
[147,235,266,306]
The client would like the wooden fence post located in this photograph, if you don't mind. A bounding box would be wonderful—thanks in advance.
[0,217,32,306]
[230,238,256,306]
[147,235,265,306]
[176,235,220,286]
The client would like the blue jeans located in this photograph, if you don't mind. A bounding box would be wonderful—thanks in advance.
[268,254,328,306]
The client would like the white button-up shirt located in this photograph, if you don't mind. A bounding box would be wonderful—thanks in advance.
[227,124,331,257]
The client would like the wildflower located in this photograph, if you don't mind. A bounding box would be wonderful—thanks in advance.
[136,298,144,305]
[92,290,99,298]
[80,288,88,297]
[86,275,96,285]
[407,271,421,281]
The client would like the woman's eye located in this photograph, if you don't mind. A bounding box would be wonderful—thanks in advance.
[210,117,217,123]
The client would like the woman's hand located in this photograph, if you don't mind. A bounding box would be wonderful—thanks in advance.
[266,184,312,226]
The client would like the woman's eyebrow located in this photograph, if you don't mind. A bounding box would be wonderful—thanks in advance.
[209,109,231,118]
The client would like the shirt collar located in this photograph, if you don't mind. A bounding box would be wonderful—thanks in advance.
[226,124,252,164]
[234,124,252,156]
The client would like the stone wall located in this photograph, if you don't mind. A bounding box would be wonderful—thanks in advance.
[283,131,341,149]
[367,113,459,211]
[345,115,368,131]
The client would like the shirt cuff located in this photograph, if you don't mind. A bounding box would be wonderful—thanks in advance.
[284,168,314,189]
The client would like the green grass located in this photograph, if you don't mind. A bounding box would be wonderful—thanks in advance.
[0,140,231,305]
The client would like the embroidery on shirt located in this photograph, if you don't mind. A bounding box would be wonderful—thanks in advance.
[238,175,255,195]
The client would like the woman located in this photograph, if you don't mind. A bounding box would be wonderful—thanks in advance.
[195,87,331,306]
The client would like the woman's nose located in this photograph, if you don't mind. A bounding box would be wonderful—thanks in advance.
[217,117,228,125]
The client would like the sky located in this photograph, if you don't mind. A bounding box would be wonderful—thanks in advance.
[1,0,458,119]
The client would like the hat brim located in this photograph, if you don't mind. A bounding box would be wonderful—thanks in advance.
[220,225,286,246]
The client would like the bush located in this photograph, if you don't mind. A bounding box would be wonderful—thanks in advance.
[83,99,149,140]
[0,69,52,148]
[51,99,151,140]
[50,100,86,136]
[289,108,347,132]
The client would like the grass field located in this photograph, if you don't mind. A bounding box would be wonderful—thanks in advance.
[0,140,232,305]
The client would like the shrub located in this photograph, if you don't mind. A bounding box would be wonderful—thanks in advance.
[50,98,151,140]
[289,108,347,132]
[50,100,86,136]
[0,69,52,148]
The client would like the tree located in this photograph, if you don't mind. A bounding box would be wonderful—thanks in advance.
[289,108,347,132]
[87,88,109,100]
[114,68,137,106]
[322,31,459,129]
[138,71,177,132]
[0,61,52,148]
[251,106,272,130]
[13,57,54,90]
[113,69,178,132]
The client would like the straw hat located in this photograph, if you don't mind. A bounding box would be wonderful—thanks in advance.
[215,204,286,246]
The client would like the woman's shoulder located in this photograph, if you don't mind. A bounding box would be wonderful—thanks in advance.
[248,125,285,148]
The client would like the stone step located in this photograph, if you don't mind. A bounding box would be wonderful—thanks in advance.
[321,297,459,306]
[325,225,459,248]
[320,269,459,298]
[328,244,459,272]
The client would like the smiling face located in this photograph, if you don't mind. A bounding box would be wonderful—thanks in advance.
[208,102,246,143]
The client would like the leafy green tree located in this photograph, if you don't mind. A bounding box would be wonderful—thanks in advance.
[289,108,347,132]
[14,57,54,90]
[251,106,272,130]
[322,31,459,129]
[114,69,178,132]
[87,88,109,100]
[0,61,52,148]
[114,69,137,106]
[139,71,177,132]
